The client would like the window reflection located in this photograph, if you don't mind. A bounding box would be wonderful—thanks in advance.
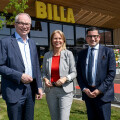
[31,21,48,37]
[30,21,48,46]
[0,16,113,47]
[0,35,8,39]
[99,30,104,44]
[63,25,74,45]
[50,23,62,35]
[32,38,48,46]
[0,16,10,35]
[0,26,10,35]
[105,30,112,45]
[76,27,85,45]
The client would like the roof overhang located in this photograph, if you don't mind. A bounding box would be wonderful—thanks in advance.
[1,0,120,29]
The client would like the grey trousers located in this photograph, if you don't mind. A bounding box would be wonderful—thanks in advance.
[46,87,73,120]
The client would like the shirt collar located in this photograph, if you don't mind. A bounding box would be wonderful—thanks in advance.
[15,31,29,43]
[88,44,99,51]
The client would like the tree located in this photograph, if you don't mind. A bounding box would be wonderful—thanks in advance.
[0,0,29,29]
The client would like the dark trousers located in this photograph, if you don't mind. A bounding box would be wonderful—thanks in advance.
[85,96,111,120]
[6,85,35,120]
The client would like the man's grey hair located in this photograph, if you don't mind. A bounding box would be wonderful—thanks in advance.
[15,13,31,23]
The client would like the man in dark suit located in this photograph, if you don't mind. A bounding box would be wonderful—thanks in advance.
[77,27,116,120]
[0,13,43,120]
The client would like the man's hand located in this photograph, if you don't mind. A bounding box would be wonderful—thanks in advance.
[21,73,33,84]
[91,89,101,97]
[83,88,96,98]
[36,88,43,100]
[83,88,101,98]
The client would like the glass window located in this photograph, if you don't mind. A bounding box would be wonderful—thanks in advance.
[105,30,112,44]
[0,35,8,39]
[63,25,74,39]
[76,27,85,45]
[31,21,48,37]
[99,30,104,44]
[63,25,74,45]
[32,38,48,46]
[0,16,10,35]
[50,23,62,35]
[0,27,10,35]
[30,21,48,46]
[11,28,15,34]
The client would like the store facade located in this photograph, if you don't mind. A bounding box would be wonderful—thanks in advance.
[0,1,114,67]
[0,1,114,60]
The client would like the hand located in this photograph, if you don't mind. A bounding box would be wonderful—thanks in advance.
[36,88,43,100]
[55,77,67,86]
[21,73,33,84]
[91,89,101,97]
[44,78,52,87]
[83,88,96,98]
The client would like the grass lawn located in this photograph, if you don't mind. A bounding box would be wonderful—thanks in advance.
[0,95,120,120]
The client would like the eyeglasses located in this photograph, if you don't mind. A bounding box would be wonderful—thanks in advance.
[16,22,31,27]
[87,35,99,39]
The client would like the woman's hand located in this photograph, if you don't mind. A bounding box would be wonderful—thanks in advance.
[55,77,67,86]
[44,78,53,87]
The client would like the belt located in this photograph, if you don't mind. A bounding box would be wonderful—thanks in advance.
[89,85,96,88]
[52,82,62,88]
[53,86,62,88]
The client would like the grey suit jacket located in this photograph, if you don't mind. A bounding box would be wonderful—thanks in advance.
[42,49,77,93]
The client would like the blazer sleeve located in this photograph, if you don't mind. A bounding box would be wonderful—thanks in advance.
[34,45,42,88]
[42,52,49,79]
[98,48,116,93]
[0,39,22,84]
[77,50,87,90]
[67,50,77,81]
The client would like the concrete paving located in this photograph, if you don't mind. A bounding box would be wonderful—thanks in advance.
[73,96,120,108]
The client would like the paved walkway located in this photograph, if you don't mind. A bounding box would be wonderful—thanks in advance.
[75,83,120,94]
[73,96,120,108]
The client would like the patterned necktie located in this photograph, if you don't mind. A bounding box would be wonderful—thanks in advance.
[87,48,94,85]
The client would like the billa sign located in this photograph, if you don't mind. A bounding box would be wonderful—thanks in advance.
[35,1,75,23]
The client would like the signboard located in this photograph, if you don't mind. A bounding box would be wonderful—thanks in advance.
[35,1,75,23]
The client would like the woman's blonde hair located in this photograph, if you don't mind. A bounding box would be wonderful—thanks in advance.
[50,30,66,50]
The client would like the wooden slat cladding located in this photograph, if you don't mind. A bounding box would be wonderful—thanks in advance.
[0,0,120,29]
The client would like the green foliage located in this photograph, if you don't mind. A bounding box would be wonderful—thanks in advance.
[0,0,29,29]
[0,15,5,29]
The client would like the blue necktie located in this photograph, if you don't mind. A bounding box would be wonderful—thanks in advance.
[87,48,94,85]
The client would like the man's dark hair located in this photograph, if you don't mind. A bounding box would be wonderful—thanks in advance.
[86,27,99,35]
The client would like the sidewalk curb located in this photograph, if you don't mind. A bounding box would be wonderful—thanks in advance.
[73,97,120,108]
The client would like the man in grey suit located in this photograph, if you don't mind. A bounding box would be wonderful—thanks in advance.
[0,13,43,120]
[77,27,116,120]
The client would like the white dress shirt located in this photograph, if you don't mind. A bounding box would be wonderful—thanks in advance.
[86,44,99,86]
[15,32,33,77]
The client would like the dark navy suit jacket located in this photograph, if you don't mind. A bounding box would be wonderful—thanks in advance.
[0,34,42,103]
[77,45,116,102]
